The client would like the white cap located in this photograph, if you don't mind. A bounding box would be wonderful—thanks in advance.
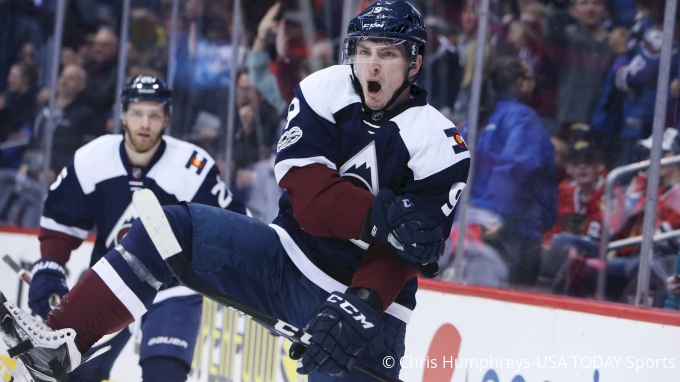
[638,128,679,151]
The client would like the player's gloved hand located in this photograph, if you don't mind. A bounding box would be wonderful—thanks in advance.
[292,290,384,376]
[28,259,68,320]
[370,188,445,265]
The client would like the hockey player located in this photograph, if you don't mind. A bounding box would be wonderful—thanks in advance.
[24,75,248,382]
[0,1,469,381]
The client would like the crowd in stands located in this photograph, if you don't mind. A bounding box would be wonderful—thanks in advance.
[1,0,680,307]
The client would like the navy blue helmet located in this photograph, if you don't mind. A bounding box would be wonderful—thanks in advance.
[121,75,172,112]
[343,0,427,68]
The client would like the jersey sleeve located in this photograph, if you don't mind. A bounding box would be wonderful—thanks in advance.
[275,76,374,239]
[395,113,471,240]
[40,160,94,264]
[274,85,342,182]
[189,164,250,216]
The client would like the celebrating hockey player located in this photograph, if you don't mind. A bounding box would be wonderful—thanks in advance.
[0,1,469,381]
[21,75,248,382]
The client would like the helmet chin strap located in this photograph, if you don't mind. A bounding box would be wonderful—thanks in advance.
[350,64,414,121]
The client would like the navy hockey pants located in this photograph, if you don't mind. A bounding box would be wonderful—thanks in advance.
[117,202,406,381]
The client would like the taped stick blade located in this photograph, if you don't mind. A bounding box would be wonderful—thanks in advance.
[132,189,182,260]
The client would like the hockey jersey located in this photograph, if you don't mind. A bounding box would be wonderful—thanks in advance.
[543,176,605,245]
[272,65,470,321]
[41,134,248,267]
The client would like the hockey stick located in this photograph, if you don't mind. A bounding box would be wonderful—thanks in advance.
[0,355,33,382]
[2,255,60,309]
[132,189,402,382]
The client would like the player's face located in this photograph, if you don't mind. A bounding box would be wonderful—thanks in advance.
[122,101,168,153]
[354,40,419,111]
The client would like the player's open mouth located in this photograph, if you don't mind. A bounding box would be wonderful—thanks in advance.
[367,81,382,94]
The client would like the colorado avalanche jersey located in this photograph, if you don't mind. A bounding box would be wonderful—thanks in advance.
[272,65,470,321]
[41,134,247,267]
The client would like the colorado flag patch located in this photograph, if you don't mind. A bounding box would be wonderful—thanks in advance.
[185,150,207,174]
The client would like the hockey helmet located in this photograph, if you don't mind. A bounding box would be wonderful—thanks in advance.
[121,75,172,113]
[343,0,427,68]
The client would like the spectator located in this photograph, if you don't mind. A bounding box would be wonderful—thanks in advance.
[235,70,281,150]
[0,150,44,227]
[247,1,287,115]
[461,56,558,288]
[0,60,38,138]
[245,152,283,224]
[499,2,560,135]
[82,27,119,132]
[274,10,312,104]
[538,143,606,296]
[419,16,462,117]
[33,64,99,173]
[546,0,616,138]
[451,3,495,127]
[610,2,675,166]
[606,128,680,301]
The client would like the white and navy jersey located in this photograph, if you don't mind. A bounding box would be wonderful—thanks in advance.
[41,134,247,266]
[272,65,470,316]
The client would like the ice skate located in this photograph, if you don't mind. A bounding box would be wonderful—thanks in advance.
[0,293,108,382]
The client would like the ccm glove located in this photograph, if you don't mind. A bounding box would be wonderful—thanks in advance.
[28,259,68,320]
[293,291,384,376]
[370,188,445,265]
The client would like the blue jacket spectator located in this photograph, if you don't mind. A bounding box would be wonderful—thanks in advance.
[462,56,557,287]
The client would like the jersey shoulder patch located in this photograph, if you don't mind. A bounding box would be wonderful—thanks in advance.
[391,105,469,181]
[298,65,360,124]
[146,136,216,202]
[73,134,127,195]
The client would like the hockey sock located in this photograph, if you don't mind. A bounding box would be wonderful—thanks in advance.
[47,246,159,352]
[46,261,147,353]
[141,356,189,382]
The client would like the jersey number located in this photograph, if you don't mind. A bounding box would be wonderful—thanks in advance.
[210,175,233,209]
[441,182,466,217]
[284,98,300,130]
[50,167,68,191]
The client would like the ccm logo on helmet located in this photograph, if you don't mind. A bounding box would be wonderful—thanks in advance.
[327,294,375,329]
[363,21,386,29]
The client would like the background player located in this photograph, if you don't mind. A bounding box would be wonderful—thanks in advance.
[0,1,469,381]
[26,74,248,382]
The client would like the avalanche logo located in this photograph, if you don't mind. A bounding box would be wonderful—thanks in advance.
[105,203,139,248]
[339,141,379,195]
[277,127,303,152]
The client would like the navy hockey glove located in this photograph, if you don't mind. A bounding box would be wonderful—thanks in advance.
[370,188,445,265]
[28,259,68,320]
[294,291,384,376]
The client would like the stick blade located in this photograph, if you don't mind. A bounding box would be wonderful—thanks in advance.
[132,189,182,260]
[2,256,20,273]
[0,357,33,382]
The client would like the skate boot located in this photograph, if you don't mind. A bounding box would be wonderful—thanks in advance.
[0,293,108,382]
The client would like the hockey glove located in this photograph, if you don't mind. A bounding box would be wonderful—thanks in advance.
[28,259,68,320]
[294,291,384,376]
[370,188,445,265]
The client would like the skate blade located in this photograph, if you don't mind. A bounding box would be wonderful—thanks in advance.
[0,356,33,382]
